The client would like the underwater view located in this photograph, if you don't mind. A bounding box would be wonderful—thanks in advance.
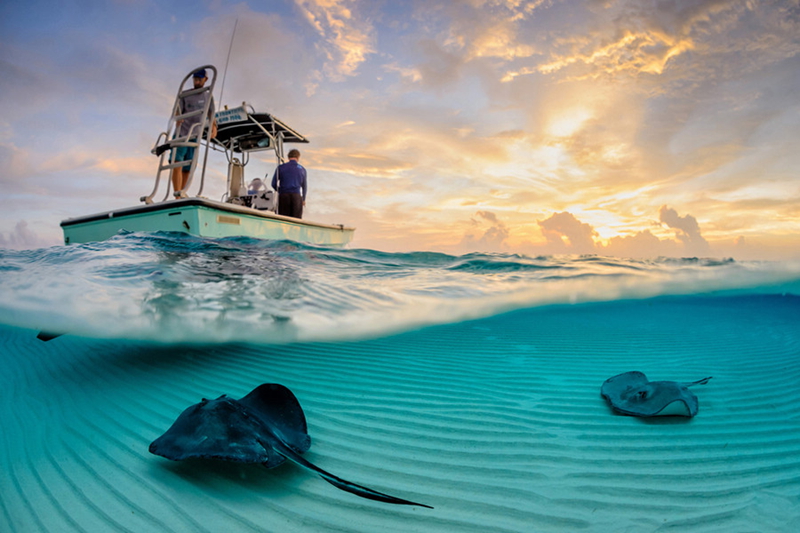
[2,233,800,532]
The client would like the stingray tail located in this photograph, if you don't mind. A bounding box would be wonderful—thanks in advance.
[270,442,433,509]
[686,376,713,387]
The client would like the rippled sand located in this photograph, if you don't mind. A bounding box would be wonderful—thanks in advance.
[2,295,799,532]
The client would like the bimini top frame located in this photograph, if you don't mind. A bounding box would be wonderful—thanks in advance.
[210,103,308,161]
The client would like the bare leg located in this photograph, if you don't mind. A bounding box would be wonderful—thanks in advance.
[179,170,189,197]
[171,167,183,198]
[171,168,190,198]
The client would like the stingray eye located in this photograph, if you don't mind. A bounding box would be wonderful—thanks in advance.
[637,390,648,400]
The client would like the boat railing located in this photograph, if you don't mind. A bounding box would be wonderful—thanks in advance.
[142,65,217,204]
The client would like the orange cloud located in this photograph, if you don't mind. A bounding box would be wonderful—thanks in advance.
[465,20,537,61]
[538,211,598,253]
[93,156,154,176]
[312,148,414,178]
[458,210,511,252]
[538,30,694,78]
[294,0,375,80]
[431,206,737,258]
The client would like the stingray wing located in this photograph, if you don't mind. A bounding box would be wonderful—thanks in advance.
[601,371,649,414]
[149,396,285,465]
[636,381,699,417]
[238,384,311,454]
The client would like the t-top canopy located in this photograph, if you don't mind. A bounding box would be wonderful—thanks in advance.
[211,105,308,154]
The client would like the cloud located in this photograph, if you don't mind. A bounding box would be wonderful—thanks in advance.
[413,38,465,88]
[2,37,171,124]
[0,143,31,186]
[386,0,549,89]
[461,16,538,62]
[658,205,710,255]
[304,100,515,185]
[538,30,694,78]
[459,210,510,252]
[602,229,680,258]
[192,7,315,107]
[484,208,712,258]
[382,62,422,83]
[439,0,548,60]
[503,0,799,89]
[538,211,598,253]
[2,1,799,260]
[312,148,414,178]
[0,54,62,122]
[93,156,156,176]
[0,220,55,249]
[293,0,375,80]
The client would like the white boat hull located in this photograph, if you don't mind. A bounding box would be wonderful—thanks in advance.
[61,198,354,246]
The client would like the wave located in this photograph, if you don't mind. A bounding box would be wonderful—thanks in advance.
[1,232,799,343]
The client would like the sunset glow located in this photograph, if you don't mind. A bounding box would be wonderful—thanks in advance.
[1,0,799,259]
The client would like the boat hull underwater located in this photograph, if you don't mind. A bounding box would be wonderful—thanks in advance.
[61,198,354,246]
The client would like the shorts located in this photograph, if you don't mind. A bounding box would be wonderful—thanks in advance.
[171,145,196,172]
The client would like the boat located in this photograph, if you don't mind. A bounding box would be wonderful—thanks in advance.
[60,65,355,247]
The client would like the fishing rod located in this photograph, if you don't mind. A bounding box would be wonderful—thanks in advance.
[218,18,239,106]
[200,18,238,198]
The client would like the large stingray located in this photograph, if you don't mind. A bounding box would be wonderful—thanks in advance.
[601,371,712,417]
[149,383,432,508]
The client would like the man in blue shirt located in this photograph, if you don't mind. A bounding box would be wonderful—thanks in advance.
[271,149,307,218]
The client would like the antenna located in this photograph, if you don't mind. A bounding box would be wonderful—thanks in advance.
[218,18,238,106]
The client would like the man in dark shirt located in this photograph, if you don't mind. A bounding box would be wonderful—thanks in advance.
[271,149,307,218]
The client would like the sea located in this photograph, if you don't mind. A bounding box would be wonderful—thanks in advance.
[2,232,800,532]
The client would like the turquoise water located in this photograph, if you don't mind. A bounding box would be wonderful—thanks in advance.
[1,231,799,343]
[2,233,800,532]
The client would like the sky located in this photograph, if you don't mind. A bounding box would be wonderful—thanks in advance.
[1,0,799,259]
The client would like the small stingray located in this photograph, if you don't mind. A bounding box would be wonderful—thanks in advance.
[601,371,712,417]
[149,383,432,508]
[36,331,63,342]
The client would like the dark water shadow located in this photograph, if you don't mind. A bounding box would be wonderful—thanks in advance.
[58,334,277,372]
[600,399,695,425]
[637,414,696,425]
[147,455,313,501]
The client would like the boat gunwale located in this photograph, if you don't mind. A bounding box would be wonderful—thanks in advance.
[59,197,355,232]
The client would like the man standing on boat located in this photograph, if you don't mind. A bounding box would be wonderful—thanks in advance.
[171,69,217,196]
[271,149,307,219]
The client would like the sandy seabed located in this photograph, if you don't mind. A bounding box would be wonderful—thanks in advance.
[2,295,799,532]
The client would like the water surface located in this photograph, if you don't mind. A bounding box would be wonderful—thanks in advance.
[1,233,799,532]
